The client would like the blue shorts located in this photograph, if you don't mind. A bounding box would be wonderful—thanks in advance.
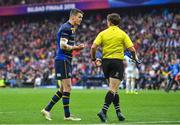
[55,59,72,80]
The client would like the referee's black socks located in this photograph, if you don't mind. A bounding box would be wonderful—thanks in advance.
[102,90,115,115]
[113,92,121,114]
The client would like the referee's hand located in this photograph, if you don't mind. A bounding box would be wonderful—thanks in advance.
[92,58,102,67]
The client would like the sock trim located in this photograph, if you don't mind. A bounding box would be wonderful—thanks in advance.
[103,107,108,110]
[51,99,56,103]
[103,105,109,109]
[63,104,69,107]
[55,93,61,98]
[62,96,69,98]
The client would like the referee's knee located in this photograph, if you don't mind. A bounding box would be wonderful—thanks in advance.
[109,87,118,93]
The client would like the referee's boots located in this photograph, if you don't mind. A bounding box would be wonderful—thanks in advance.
[97,111,107,123]
[117,112,125,121]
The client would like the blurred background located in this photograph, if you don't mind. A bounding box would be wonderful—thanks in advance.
[0,0,179,90]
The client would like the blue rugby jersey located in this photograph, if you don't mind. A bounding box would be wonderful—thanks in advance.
[168,63,179,77]
[55,22,76,60]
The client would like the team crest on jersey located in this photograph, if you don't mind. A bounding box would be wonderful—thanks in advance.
[71,28,76,33]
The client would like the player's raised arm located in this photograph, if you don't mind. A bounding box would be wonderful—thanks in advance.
[73,43,85,50]
[60,38,85,51]
[60,38,73,50]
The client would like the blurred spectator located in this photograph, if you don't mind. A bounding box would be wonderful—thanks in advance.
[0,0,95,6]
[0,72,5,87]
[34,74,42,87]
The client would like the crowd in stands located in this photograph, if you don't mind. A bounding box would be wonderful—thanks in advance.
[0,0,94,6]
[0,8,179,89]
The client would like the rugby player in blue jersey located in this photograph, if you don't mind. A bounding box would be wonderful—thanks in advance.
[165,59,180,92]
[41,8,84,121]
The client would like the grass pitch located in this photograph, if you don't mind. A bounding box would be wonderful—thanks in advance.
[0,88,180,124]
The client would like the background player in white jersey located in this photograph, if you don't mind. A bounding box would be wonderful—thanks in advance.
[124,54,139,94]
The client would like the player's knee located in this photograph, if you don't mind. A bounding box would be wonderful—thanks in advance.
[68,87,72,92]
[109,84,119,92]
[63,88,71,92]
[63,85,71,92]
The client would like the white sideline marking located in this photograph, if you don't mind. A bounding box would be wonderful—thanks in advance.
[132,120,180,124]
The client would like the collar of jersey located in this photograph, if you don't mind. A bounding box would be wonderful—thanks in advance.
[109,25,118,28]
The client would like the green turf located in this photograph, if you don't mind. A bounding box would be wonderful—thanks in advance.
[0,88,180,124]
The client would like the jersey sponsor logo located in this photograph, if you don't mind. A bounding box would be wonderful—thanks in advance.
[71,28,76,33]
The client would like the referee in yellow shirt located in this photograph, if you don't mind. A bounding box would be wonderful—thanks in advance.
[91,13,141,122]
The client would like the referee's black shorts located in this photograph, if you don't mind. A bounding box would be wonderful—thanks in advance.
[102,58,124,80]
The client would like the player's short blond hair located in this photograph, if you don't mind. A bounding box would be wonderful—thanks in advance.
[70,8,84,17]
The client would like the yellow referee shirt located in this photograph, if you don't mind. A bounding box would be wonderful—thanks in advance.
[94,26,133,60]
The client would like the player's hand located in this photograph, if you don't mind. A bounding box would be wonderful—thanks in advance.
[78,43,85,49]
[74,44,85,50]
